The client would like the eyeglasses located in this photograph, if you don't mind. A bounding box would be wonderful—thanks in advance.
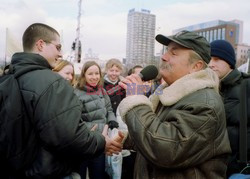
[43,40,62,52]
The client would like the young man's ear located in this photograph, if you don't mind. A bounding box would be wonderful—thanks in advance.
[35,39,45,52]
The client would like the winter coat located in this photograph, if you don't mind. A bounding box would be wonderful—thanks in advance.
[220,69,250,175]
[103,78,126,115]
[74,85,117,132]
[8,53,105,178]
[119,68,231,179]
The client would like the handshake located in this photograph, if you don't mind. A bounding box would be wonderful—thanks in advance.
[102,124,126,156]
[90,121,126,156]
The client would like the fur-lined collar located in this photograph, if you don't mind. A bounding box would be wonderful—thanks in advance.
[150,68,219,111]
[119,68,219,119]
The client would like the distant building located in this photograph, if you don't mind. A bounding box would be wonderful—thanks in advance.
[173,19,250,67]
[173,19,243,45]
[235,44,250,67]
[126,8,156,69]
[83,48,99,61]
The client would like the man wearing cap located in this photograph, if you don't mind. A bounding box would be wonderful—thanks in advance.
[118,30,231,178]
[209,39,250,177]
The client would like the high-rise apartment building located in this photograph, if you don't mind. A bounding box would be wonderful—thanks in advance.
[126,8,156,68]
[173,19,250,67]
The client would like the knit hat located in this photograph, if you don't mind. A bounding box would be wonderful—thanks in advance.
[155,30,211,64]
[210,40,236,69]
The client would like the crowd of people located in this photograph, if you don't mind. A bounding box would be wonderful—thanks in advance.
[1,22,250,179]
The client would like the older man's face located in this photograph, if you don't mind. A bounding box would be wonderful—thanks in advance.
[160,42,194,85]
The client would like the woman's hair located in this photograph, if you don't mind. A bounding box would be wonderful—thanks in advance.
[76,61,103,90]
[53,59,75,85]
[105,58,123,72]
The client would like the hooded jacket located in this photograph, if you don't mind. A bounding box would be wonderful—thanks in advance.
[119,68,231,179]
[7,53,105,178]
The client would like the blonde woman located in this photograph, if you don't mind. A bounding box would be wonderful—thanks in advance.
[53,59,75,85]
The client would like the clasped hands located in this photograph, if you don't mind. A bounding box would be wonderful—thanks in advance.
[102,125,124,156]
[91,124,124,156]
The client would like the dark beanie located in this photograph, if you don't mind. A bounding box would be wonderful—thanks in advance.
[210,40,236,69]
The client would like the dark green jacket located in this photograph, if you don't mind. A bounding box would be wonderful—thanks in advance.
[120,68,231,179]
[9,53,105,178]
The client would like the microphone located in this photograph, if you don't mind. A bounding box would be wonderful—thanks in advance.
[138,65,158,81]
[106,65,158,95]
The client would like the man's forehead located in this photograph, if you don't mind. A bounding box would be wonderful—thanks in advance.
[166,41,189,50]
[52,34,61,42]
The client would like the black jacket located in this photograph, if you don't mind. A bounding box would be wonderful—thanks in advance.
[7,53,105,178]
[220,69,250,175]
[103,79,126,115]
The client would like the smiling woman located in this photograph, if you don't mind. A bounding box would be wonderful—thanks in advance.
[53,59,75,85]
[74,60,119,179]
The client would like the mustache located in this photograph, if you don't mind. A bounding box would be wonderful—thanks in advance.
[160,60,171,70]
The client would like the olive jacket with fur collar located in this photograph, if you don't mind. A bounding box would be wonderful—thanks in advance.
[119,68,231,179]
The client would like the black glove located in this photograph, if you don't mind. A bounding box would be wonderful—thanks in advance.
[107,120,119,130]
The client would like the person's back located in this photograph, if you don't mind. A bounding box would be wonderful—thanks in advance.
[12,54,87,177]
[0,61,47,178]
[3,23,122,178]
[209,39,250,176]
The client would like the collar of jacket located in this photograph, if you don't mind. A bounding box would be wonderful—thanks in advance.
[103,74,124,85]
[150,68,219,110]
[118,68,219,119]
[221,68,241,87]
[11,52,51,73]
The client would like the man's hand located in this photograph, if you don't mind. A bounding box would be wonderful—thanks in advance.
[118,74,144,96]
[102,125,124,156]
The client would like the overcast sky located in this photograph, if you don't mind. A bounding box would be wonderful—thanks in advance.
[0,0,250,61]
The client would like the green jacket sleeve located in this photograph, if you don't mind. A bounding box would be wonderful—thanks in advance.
[34,78,105,160]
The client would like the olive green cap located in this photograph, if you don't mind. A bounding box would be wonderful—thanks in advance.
[155,30,211,64]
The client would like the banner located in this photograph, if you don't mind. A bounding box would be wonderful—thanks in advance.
[5,28,22,64]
